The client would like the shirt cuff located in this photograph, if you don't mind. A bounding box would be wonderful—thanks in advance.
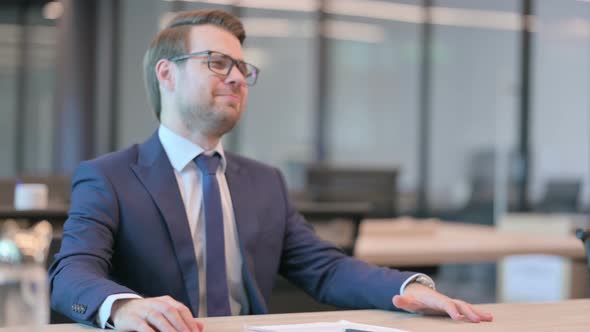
[400,273,436,295]
[97,293,143,329]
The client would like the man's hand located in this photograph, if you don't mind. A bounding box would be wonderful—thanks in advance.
[393,283,493,323]
[111,296,204,332]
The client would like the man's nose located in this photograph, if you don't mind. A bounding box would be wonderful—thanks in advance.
[225,65,247,87]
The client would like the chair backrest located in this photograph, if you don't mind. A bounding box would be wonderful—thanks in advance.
[0,175,71,207]
[537,179,581,213]
[466,148,522,207]
[305,165,399,218]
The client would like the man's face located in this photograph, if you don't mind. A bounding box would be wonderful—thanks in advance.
[174,25,248,137]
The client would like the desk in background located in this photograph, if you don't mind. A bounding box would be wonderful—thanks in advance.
[0,206,68,224]
[354,220,585,266]
[0,201,370,225]
[5,299,590,332]
[354,218,588,302]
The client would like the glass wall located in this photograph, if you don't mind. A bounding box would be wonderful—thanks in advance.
[0,4,19,177]
[116,0,169,147]
[0,1,58,176]
[0,0,588,217]
[531,0,590,211]
[324,0,422,212]
[429,0,520,222]
[21,9,58,174]
[232,6,317,191]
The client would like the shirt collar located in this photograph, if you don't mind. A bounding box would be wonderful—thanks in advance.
[158,124,227,173]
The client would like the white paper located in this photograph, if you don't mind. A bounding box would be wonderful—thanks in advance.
[245,320,408,332]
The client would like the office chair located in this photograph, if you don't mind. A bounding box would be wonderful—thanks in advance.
[459,148,522,225]
[576,228,590,280]
[305,165,399,218]
[536,179,581,213]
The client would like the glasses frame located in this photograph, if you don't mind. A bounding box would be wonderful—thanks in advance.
[168,50,259,86]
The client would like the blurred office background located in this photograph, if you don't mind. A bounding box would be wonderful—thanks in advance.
[2,0,589,218]
[1,0,589,309]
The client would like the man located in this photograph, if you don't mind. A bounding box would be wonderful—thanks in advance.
[49,9,492,332]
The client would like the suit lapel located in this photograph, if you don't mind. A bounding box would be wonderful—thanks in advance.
[224,154,267,314]
[130,132,200,315]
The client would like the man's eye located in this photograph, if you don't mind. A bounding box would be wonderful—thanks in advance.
[237,63,248,75]
[209,59,229,70]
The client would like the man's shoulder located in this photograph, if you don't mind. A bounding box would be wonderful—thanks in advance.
[80,144,141,171]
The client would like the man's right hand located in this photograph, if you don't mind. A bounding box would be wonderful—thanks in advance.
[111,296,203,332]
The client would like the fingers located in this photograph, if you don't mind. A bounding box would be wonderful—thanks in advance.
[116,313,158,332]
[161,296,203,332]
[452,300,493,322]
[127,316,156,332]
[469,303,493,322]
[195,319,204,332]
[436,299,462,321]
[112,296,201,332]
[392,286,493,324]
[144,310,178,332]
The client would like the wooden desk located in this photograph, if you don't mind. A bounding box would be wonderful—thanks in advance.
[354,220,585,266]
[7,299,590,331]
[0,205,68,224]
[0,202,370,256]
[0,201,371,237]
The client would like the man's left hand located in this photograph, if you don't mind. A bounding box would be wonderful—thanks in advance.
[393,283,493,323]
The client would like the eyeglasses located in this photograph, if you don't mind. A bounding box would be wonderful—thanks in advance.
[168,50,260,86]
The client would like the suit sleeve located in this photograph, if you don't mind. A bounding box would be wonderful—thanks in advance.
[48,162,138,325]
[274,169,417,310]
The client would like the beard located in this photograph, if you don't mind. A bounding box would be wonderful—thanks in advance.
[178,96,242,138]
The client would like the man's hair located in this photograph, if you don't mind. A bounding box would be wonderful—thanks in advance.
[143,10,246,120]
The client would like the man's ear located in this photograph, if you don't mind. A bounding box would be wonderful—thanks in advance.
[155,59,176,91]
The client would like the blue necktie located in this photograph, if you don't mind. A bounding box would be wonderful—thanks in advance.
[195,153,231,317]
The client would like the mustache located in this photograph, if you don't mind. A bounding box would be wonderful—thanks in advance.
[216,83,244,95]
[215,90,242,98]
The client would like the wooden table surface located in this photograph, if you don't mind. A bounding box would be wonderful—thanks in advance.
[0,205,69,221]
[6,299,590,332]
[354,220,586,266]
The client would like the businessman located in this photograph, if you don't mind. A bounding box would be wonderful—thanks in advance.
[49,9,492,332]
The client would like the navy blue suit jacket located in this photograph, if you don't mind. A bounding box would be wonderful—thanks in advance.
[49,132,416,325]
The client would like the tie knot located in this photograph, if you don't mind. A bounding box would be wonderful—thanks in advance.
[195,153,221,175]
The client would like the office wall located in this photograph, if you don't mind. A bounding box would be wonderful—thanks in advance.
[531,0,590,203]
[325,14,421,198]
[426,0,590,211]
[116,0,164,148]
[0,4,57,176]
[430,0,520,209]
[0,10,18,177]
[112,0,590,210]
[2,0,589,213]
[234,9,316,189]
[21,23,56,174]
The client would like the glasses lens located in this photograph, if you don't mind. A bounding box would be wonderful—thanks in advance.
[244,65,258,86]
[207,53,233,75]
[235,61,249,77]
[207,52,259,86]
